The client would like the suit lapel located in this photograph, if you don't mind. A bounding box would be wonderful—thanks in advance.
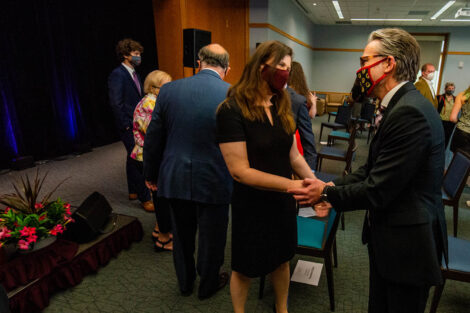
[120,65,142,96]
[367,82,416,169]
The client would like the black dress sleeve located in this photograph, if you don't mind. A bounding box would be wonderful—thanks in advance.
[216,100,246,143]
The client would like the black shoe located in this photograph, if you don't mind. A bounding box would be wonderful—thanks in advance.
[181,288,193,297]
[198,272,230,300]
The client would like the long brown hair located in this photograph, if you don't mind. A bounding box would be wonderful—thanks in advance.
[221,41,295,134]
[288,61,309,97]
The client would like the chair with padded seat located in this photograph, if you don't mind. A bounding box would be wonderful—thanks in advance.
[258,208,342,312]
[317,125,357,176]
[441,150,470,237]
[429,235,470,313]
[326,93,347,113]
[328,103,375,146]
[319,106,352,143]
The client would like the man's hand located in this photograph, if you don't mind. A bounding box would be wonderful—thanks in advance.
[145,180,158,191]
[287,177,326,206]
[314,201,332,218]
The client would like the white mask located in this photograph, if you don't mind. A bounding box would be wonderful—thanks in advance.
[426,72,435,80]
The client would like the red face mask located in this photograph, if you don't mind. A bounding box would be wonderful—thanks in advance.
[356,57,388,96]
[261,64,289,93]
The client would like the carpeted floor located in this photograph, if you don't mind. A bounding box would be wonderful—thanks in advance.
[1,113,469,313]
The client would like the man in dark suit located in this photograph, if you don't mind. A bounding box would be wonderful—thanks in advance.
[108,38,153,212]
[143,44,233,299]
[289,28,448,313]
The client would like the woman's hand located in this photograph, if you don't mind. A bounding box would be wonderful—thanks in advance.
[307,92,317,118]
[314,201,332,217]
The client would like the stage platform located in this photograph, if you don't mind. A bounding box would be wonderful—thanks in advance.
[1,214,143,313]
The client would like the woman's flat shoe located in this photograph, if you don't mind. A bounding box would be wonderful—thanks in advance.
[154,238,173,252]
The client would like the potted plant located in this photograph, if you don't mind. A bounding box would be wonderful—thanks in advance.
[0,170,74,253]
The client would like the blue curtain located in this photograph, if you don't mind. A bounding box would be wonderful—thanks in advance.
[0,0,158,169]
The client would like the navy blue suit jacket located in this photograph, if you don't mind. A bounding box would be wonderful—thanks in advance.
[108,64,143,132]
[287,87,317,170]
[143,69,233,204]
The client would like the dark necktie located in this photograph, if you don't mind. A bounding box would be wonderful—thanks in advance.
[132,71,141,95]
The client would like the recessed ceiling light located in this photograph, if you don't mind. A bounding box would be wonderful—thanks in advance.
[440,19,470,22]
[430,1,456,20]
[313,3,317,6]
[350,18,422,21]
[332,1,344,19]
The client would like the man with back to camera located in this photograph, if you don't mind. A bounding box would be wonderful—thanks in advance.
[289,28,448,313]
[143,44,233,299]
[415,63,439,110]
[108,38,153,212]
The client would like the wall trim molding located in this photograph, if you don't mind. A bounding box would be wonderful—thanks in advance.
[249,23,315,50]
[447,51,470,55]
[248,23,469,56]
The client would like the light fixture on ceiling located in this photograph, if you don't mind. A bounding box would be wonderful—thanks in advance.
[313,3,317,6]
[332,1,344,19]
[441,18,470,21]
[430,1,456,20]
[350,18,422,21]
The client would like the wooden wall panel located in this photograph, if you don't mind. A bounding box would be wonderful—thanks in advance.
[153,0,248,84]
[153,0,184,79]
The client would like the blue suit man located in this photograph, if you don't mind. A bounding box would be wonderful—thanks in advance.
[108,39,152,210]
[143,44,233,299]
[287,86,317,170]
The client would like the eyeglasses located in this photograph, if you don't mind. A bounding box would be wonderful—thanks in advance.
[360,54,387,67]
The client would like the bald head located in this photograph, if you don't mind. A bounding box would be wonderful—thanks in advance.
[198,43,229,70]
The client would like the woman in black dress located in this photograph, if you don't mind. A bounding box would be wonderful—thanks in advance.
[216,41,318,313]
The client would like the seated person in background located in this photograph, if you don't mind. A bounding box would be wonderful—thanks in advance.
[131,70,173,251]
[287,61,317,170]
[415,63,438,109]
[437,82,456,149]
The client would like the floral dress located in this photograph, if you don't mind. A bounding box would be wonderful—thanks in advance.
[130,93,156,161]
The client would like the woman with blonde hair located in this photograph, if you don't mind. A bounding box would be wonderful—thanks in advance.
[131,70,173,251]
[216,41,318,313]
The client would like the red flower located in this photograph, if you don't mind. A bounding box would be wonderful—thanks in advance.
[19,226,36,237]
[34,203,44,209]
[64,215,75,223]
[17,239,30,250]
[64,208,72,216]
[27,234,38,243]
[39,214,47,221]
[0,227,12,240]
[64,203,71,210]
[49,224,64,236]
[4,207,10,213]
[13,222,19,227]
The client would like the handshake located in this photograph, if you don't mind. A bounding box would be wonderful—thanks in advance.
[287,178,334,218]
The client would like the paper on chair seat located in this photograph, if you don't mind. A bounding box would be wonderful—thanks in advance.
[298,207,317,218]
[291,260,323,286]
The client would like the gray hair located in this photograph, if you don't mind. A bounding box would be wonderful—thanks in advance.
[445,82,455,89]
[368,28,420,82]
[198,45,229,69]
